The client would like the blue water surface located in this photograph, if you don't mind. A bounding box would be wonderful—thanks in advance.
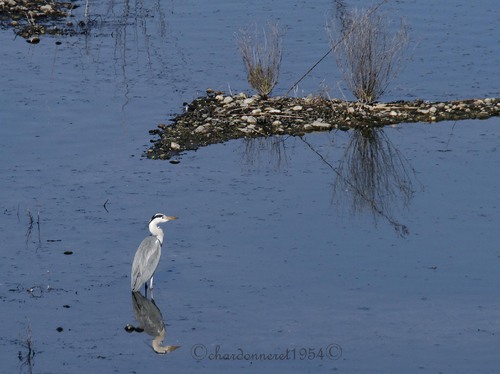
[0,1,499,373]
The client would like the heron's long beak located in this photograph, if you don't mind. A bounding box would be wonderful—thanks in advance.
[165,216,178,221]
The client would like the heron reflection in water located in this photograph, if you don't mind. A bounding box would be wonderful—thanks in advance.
[126,291,180,354]
[131,213,177,299]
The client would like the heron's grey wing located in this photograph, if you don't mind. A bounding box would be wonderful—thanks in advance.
[131,236,162,291]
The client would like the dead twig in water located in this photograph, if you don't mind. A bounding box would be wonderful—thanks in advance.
[103,199,110,213]
[25,209,41,249]
[25,209,34,246]
[18,322,36,374]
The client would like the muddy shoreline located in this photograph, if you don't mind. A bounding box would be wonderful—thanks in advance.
[146,92,500,160]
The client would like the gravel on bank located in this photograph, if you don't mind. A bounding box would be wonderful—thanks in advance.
[147,90,500,160]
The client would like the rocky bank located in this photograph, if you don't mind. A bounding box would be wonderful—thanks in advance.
[147,91,500,160]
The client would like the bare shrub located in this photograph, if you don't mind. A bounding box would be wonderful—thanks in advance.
[327,5,409,103]
[236,22,284,98]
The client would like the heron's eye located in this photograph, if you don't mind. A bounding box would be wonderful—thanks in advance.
[151,213,164,221]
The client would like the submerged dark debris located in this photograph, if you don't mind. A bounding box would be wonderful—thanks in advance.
[147,91,500,160]
[0,0,79,39]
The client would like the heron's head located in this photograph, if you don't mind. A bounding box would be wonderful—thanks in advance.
[150,213,178,224]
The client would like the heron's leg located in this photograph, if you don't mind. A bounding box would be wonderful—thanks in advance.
[150,276,154,300]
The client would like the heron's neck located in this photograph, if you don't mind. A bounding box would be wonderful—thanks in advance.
[149,222,164,245]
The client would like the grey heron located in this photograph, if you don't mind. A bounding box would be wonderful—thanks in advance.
[131,213,177,296]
